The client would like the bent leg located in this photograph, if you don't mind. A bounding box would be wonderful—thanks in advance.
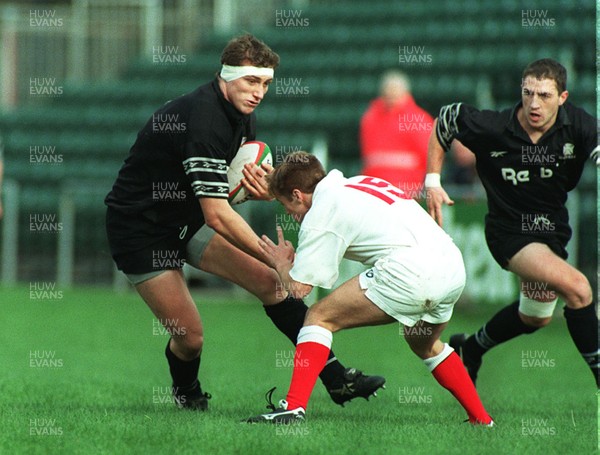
[518,279,556,328]
[198,232,282,305]
[509,243,598,385]
[198,234,311,351]
[508,242,592,309]
[404,321,491,425]
[135,269,209,407]
[136,269,203,360]
[196,233,375,395]
[305,276,395,332]
[286,276,391,410]
[403,320,447,359]
[462,275,556,366]
[460,242,595,385]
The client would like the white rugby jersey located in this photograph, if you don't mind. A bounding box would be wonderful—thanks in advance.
[290,170,456,288]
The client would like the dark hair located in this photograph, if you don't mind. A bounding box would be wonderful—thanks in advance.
[522,58,567,93]
[267,152,326,200]
[220,34,280,69]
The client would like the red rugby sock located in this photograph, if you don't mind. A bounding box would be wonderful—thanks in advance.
[431,351,492,424]
[285,326,333,410]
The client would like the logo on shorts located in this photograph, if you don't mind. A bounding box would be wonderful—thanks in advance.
[179,225,188,240]
[521,214,555,233]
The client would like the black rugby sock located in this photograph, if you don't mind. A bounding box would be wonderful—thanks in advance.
[465,300,540,361]
[564,304,599,387]
[264,295,346,388]
[165,340,201,393]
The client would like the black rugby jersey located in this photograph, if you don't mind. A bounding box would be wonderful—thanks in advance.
[436,101,597,237]
[105,78,255,227]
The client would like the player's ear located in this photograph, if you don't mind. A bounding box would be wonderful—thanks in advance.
[558,90,568,105]
[291,188,303,202]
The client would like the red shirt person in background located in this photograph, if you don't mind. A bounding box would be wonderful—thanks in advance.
[359,71,433,197]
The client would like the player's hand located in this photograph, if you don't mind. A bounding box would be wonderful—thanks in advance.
[258,225,295,271]
[426,186,454,227]
[241,162,274,201]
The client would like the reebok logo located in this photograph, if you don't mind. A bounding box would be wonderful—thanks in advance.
[490,151,508,158]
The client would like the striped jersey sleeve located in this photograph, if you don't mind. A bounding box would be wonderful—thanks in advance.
[182,155,229,198]
[435,102,463,152]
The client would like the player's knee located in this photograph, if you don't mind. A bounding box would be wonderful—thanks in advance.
[564,274,592,309]
[251,267,283,304]
[404,335,438,360]
[407,344,431,360]
[304,305,338,332]
[304,305,323,325]
[173,331,203,358]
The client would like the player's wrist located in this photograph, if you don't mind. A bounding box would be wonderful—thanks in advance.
[425,173,442,188]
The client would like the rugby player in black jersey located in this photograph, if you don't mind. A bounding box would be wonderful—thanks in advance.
[105,34,384,410]
[425,58,598,387]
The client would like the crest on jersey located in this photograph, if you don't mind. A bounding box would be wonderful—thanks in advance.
[561,143,575,159]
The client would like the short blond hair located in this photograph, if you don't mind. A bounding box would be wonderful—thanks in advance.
[267,152,325,200]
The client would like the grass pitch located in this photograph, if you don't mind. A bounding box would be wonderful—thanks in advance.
[0,286,597,454]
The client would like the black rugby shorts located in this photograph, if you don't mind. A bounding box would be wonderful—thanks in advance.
[106,207,201,274]
[485,223,569,270]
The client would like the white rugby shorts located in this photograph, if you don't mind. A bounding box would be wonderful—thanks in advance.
[359,244,466,327]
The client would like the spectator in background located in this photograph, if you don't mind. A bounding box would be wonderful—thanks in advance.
[359,71,433,197]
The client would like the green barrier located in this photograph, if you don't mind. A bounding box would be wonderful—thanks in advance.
[442,198,519,305]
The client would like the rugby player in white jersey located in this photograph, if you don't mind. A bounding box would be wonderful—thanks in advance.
[244,151,493,425]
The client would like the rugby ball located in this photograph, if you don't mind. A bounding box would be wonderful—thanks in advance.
[228,141,273,205]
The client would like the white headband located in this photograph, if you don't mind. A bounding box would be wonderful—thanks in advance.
[220,64,274,82]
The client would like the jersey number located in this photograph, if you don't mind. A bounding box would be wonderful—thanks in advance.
[345,177,408,205]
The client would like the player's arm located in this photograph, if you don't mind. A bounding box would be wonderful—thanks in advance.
[258,226,313,298]
[426,102,470,226]
[564,106,599,182]
[184,134,273,260]
[200,197,268,263]
[425,118,454,226]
